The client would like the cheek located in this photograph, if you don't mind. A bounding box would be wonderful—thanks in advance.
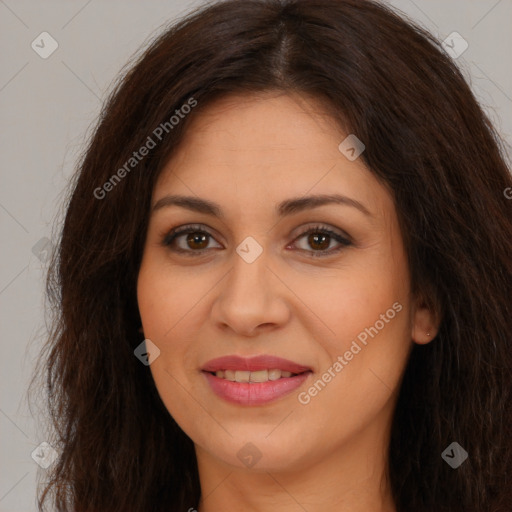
[293,245,411,418]
[289,247,408,347]
[137,255,202,341]
[137,260,227,379]
[136,258,210,411]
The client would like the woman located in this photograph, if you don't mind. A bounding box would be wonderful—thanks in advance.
[34,0,512,510]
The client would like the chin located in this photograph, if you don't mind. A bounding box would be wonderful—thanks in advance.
[195,430,313,472]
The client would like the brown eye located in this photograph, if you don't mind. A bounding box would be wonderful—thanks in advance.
[307,232,331,251]
[292,225,352,257]
[162,224,222,255]
[185,232,209,250]
[162,223,351,258]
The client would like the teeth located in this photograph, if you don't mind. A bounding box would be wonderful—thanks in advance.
[249,370,268,382]
[268,369,282,381]
[235,370,250,382]
[214,368,298,382]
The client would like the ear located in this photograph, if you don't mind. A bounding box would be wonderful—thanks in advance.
[411,296,440,345]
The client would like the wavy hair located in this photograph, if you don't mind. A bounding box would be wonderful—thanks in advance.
[32,0,512,510]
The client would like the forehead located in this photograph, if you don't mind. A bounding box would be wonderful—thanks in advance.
[154,92,392,218]
[161,92,343,170]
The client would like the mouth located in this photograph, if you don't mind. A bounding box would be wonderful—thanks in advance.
[201,354,313,405]
[201,354,312,374]
[205,368,305,382]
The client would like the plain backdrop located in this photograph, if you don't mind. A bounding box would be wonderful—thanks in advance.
[1,1,511,510]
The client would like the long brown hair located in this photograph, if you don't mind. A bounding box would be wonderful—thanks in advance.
[32,0,512,510]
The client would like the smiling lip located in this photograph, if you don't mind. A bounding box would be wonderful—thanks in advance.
[201,355,312,406]
[201,355,311,373]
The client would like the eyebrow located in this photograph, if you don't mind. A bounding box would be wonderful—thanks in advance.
[152,193,373,218]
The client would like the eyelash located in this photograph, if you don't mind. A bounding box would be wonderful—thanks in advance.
[161,223,352,258]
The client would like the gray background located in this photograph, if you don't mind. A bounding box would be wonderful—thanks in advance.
[1,1,510,510]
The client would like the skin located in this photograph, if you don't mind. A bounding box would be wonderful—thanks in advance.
[137,91,439,512]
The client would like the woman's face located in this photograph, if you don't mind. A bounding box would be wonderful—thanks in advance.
[137,92,435,474]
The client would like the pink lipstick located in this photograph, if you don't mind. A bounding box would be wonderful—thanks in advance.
[201,355,312,406]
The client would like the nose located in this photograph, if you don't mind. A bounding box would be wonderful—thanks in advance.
[210,248,291,337]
